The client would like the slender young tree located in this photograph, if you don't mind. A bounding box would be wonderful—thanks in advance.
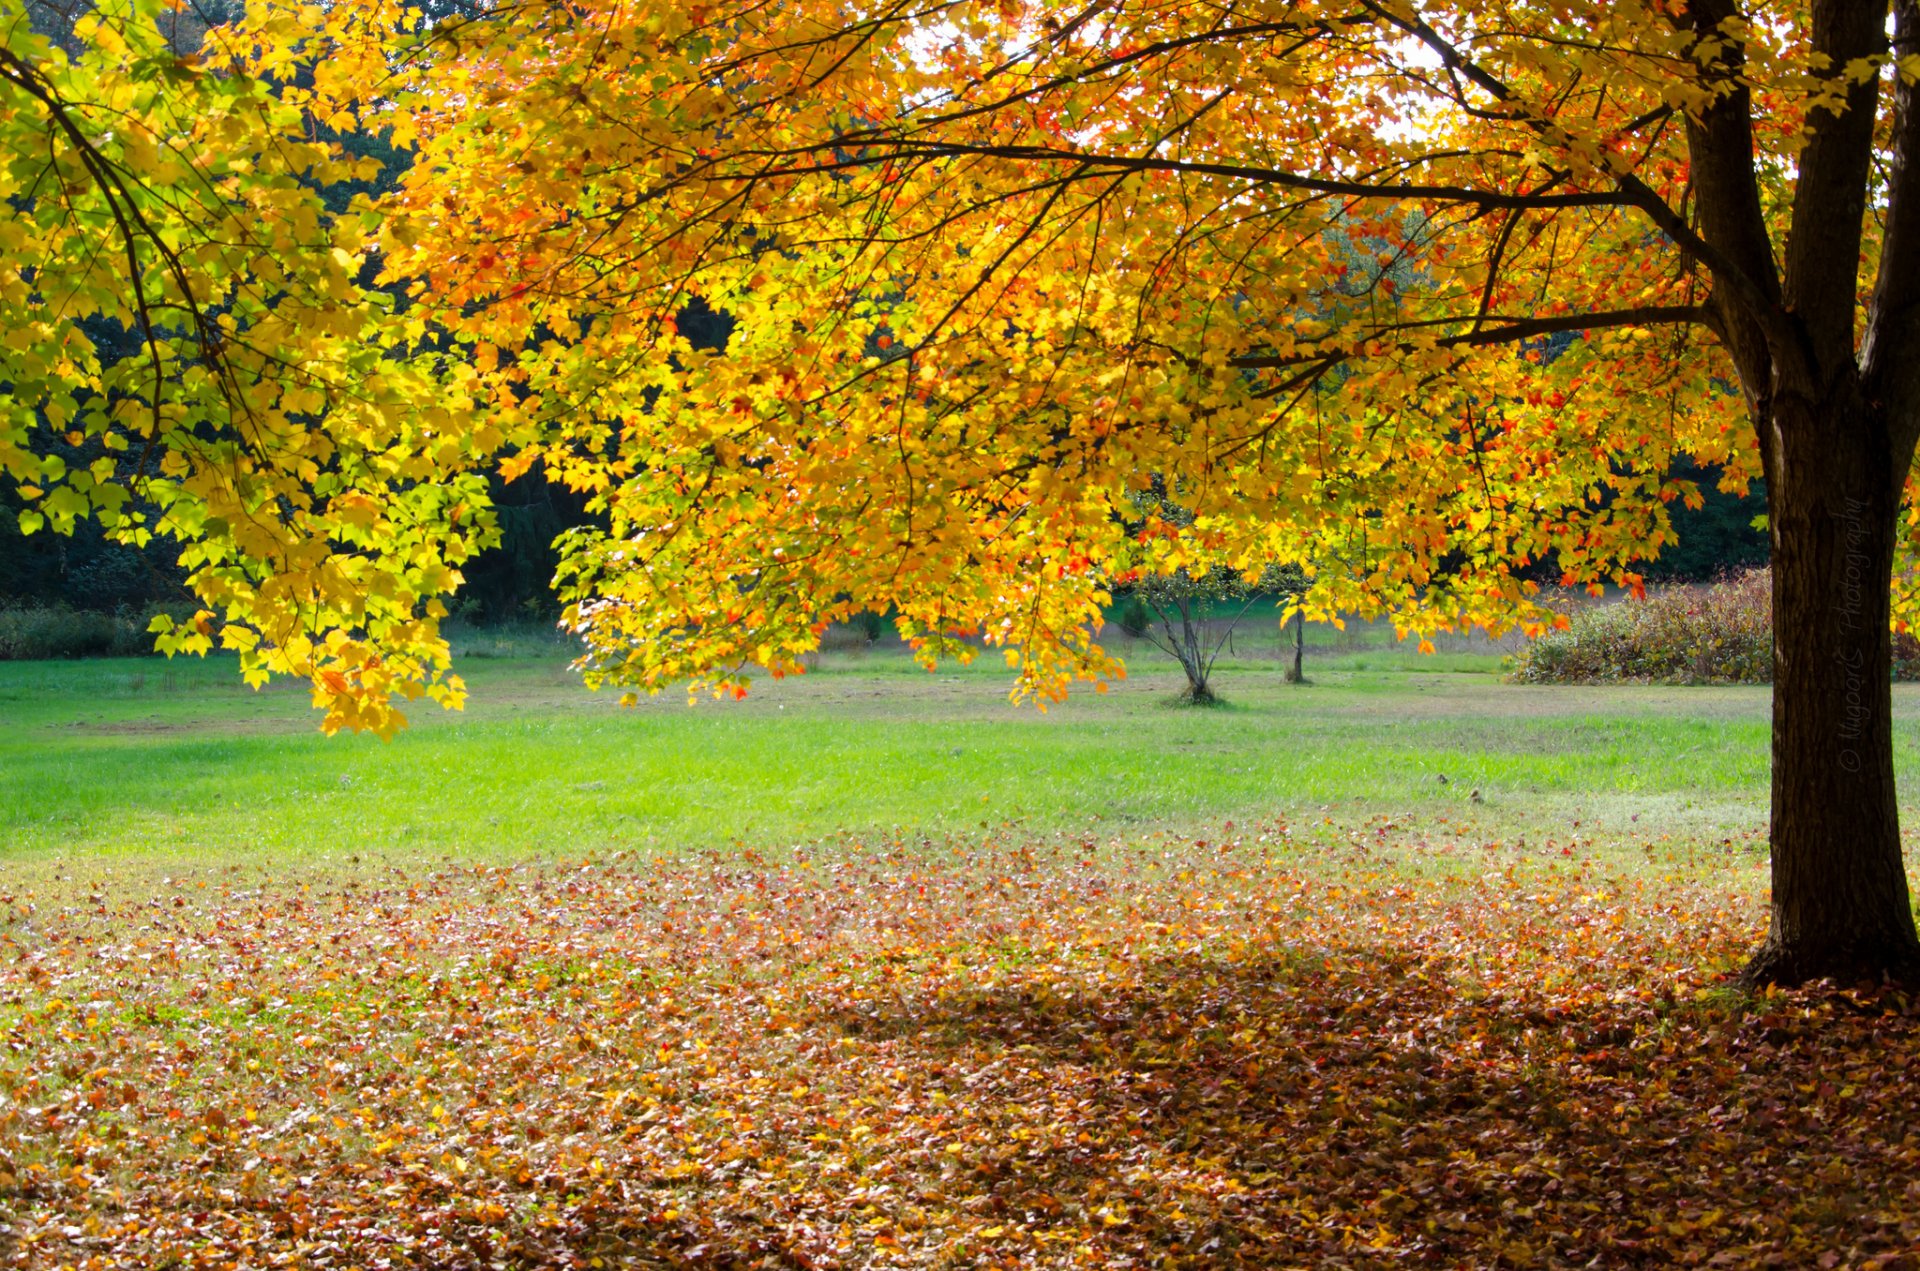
[1118,483,1281,703]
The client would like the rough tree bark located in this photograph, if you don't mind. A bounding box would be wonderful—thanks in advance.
[1748,387,1920,982]
[1683,0,1920,982]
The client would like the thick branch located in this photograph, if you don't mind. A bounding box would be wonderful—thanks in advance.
[1361,0,1785,367]
[1783,0,1890,374]
[1680,0,1788,398]
[1227,304,1707,370]
[1865,0,1920,453]
[878,139,1643,211]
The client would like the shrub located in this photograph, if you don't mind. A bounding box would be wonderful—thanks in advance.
[0,604,162,660]
[849,609,888,644]
[1513,568,1920,684]
[1116,594,1152,638]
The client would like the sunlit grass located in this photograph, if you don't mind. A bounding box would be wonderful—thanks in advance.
[1,638,1887,869]
[8,638,1920,1269]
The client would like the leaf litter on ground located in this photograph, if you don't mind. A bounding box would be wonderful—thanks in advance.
[1,827,1917,1268]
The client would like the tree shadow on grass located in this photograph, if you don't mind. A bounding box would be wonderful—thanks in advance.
[823,945,1920,1268]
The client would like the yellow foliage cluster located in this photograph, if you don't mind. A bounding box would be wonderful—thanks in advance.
[6,0,1910,725]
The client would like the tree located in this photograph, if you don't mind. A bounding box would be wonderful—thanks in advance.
[1118,481,1296,702]
[0,3,495,734]
[1124,570,1255,705]
[9,0,1920,982]
[1279,570,1311,686]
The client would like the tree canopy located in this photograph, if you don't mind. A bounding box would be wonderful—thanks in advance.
[343,0,1770,705]
[7,0,1920,979]
[2,2,491,733]
[6,0,1768,718]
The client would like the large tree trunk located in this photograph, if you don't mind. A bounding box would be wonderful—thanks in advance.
[1745,386,1920,985]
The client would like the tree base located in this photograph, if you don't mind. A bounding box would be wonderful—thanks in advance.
[1738,934,1920,989]
[1176,685,1222,706]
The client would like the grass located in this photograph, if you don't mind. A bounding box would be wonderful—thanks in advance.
[0,641,1830,866]
[10,641,1920,1267]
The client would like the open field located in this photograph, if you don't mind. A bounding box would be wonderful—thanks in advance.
[5,649,1920,1267]
[0,641,1820,865]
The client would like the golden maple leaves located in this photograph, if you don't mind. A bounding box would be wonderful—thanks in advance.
[2,0,490,734]
[9,0,1914,724]
[337,0,1751,702]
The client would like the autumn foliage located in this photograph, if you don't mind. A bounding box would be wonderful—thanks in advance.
[333,0,1759,707]
[6,0,1806,721]
[0,6,496,734]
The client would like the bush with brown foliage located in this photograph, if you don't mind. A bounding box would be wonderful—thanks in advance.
[1512,568,1920,684]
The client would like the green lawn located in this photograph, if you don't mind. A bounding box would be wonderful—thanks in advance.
[11,643,1920,1268]
[3,639,1891,865]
